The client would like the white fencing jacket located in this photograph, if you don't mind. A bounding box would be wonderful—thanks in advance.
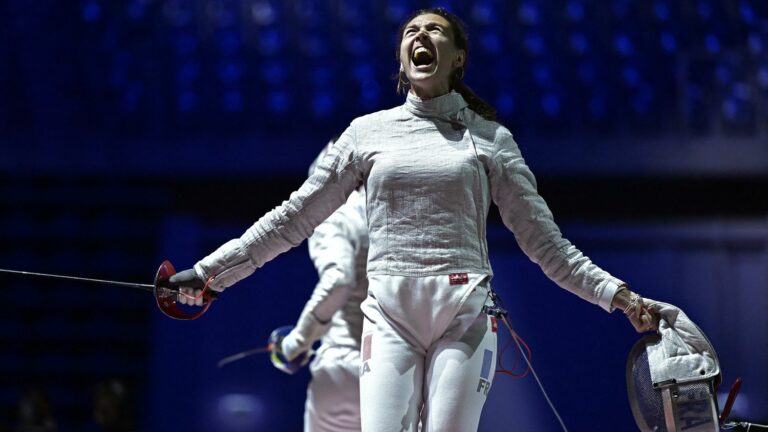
[194,91,623,312]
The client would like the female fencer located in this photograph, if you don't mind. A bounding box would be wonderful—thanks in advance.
[167,8,658,432]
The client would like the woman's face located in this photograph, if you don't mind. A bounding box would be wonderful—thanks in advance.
[399,13,465,98]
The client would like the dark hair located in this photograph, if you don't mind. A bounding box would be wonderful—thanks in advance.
[395,7,497,121]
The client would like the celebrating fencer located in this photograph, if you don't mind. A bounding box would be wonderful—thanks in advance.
[167,7,660,432]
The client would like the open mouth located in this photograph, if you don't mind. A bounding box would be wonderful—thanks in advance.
[411,46,435,68]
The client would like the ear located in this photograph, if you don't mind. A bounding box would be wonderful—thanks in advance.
[454,49,466,68]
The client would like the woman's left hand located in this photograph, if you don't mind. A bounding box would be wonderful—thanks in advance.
[613,289,660,333]
[627,296,660,333]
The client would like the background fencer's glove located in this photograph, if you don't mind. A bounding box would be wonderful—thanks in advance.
[269,326,311,375]
[164,268,206,306]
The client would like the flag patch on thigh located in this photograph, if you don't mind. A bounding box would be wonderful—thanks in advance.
[360,333,373,376]
[476,349,493,395]
[362,333,372,361]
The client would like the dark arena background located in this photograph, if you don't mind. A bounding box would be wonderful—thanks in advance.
[1,1,767,431]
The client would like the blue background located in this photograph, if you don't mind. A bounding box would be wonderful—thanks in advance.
[1,1,766,431]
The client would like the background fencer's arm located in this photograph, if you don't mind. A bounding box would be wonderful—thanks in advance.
[281,204,360,360]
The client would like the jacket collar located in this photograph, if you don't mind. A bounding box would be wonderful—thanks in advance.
[403,90,468,119]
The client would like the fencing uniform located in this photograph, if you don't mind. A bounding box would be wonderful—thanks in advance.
[282,189,368,432]
[193,91,625,431]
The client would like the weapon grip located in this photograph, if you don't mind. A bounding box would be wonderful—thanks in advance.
[153,260,214,320]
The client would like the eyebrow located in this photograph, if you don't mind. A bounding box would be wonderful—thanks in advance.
[405,21,446,31]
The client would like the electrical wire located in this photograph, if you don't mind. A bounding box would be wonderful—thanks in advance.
[487,290,569,432]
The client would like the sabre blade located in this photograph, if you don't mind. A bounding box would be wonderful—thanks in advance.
[0,268,156,292]
[217,346,272,368]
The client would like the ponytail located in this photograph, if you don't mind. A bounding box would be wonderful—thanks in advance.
[452,77,497,122]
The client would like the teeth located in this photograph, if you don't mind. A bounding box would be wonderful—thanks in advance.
[414,47,431,56]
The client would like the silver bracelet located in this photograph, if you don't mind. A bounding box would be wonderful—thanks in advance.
[623,292,642,315]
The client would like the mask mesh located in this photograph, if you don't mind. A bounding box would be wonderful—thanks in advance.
[627,335,668,431]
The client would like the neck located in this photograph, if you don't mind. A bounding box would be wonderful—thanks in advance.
[409,82,450,100]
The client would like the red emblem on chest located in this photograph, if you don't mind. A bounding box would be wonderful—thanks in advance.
[448,273,469,285]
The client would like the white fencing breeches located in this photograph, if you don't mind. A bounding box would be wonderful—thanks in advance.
[304,346,361,432]
[358,275,497,432]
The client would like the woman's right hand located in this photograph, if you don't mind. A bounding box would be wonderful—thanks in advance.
[165,268,207,306]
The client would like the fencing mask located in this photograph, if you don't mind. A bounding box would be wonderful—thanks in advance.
[626,302,721,432]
